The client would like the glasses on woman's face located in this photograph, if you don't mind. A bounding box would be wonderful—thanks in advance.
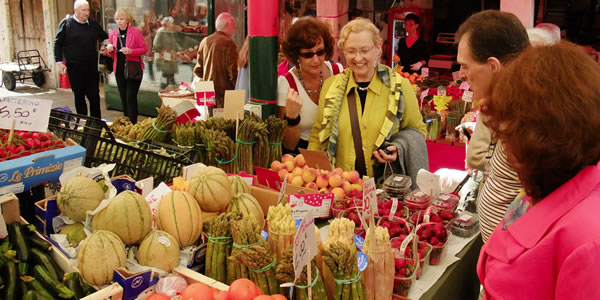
[298,48,326,59]
[344,45,375,58]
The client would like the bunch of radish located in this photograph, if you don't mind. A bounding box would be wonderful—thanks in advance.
[0,130,66,161]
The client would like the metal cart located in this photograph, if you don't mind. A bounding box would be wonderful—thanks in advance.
[0,49,49,91]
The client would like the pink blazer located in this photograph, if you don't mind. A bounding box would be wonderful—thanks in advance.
[108,25,147,72]
[477,161,600,299]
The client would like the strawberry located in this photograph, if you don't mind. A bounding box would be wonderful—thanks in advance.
[380,221,391,229]
[383,200,394,209]
[432,223,445,236]
[420,228,433,240]
[391,239,403,248]
[431,214,443,223]
[395,258,406,269]
[430,236,439,245]
[439,210,454,220]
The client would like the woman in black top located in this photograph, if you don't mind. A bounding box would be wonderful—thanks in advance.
[397,13,428,74]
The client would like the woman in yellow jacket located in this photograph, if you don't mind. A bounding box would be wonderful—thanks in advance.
[308,19,427,182]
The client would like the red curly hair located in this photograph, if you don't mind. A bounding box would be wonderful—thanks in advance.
[482,41,600,201]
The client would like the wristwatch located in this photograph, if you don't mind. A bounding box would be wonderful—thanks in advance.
[284,114,301,126]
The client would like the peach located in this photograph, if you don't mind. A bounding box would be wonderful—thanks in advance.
[347,170,361,184]
[282,154,294,163]
[331,187,346,200]
[287,174,295,183]
[278,169,288,181]
[291,176,304,187]
[328,173,342,188]
[351,183,363,193]
[342,180,353,194]
[305,182,319,190]
[283,160,295,171]
[270,160,282,171]
[333,167,344,176]
[292,167,304,177]
[342,171,350,181]
[316,173,329,189]
[319,187,330,194]
[302,168,317,183]
[294,154,306,167]
[320,169,329,175]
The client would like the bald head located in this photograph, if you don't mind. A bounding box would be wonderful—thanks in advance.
[216,13,235,37]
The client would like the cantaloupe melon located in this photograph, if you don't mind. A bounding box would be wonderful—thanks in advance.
[226,193,265,229]
[229,175,250,194]
[136,231,180,272]
[157,191,203,248]
[187,166,232,212]
[77,230,126,286]
[92,191,152,245]
[57,176,105,222]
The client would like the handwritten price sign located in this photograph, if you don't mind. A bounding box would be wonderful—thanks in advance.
[145,182,172,228]
[0,98,52,132]
[362,177,377,219]
[293,210,317,281]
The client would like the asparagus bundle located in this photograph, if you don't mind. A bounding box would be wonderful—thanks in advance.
[322,241,365,300]
[276,247,327,300]
[266,203,296,263]
[212,130,236,174]
[205,212,241,283]
[322,218,356,299]
[140,104,177,142]
[230,217,261,282]
[173,123,196,147]
[200,128,217,167]
[193,122,208,164]
[362,226,394,300]
[229,239,281,295]
[108,116,133,137]
[253,121,270,169]
[205,117,236,141]
[266,115,287,165]
[234,119,260,174]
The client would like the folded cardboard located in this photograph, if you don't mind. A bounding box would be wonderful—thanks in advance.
[113,268,153,300]
[34,196,58,235]
[250,182,318,216]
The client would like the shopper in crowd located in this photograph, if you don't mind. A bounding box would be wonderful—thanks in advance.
[104,9,147,124]
[278,17,343,155]
[153,16,179,90]
[193,12,238,112]
[308,19,427,184]
[456,10,530,243]
[396,13,428,74]
[53,0,108,118]
[477,41,600,299]
[235,36,250,104]
[527,23,561,46]
[141,11,160,81]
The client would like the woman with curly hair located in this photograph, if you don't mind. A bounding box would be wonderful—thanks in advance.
[477,41,600,299]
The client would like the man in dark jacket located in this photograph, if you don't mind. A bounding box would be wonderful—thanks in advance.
[54,0,108,118]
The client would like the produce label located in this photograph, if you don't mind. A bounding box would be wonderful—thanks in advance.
[390,198,399,217]
[0,98,52,132]
[354,234,365,250]
[158,236,171,247]
[462,91,474,103]
[362,177,377,219]
[357,251,368,272]
[260,230,269,241]
[423,206,434,223]
[254,167,282,191]
[293,210,317,281]
[289,193,333,219]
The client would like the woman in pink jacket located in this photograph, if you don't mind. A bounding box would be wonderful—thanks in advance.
[478,41,600,299]
[106,9,147,124]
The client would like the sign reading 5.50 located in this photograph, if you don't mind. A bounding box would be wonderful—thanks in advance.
[0,98,53,132]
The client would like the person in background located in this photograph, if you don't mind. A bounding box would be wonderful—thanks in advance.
[396,13,428,74]
[349,8,364,20]
[235,37,250,104]
[193,12,238,111]
[477,41,600,299]
[527,23,561,46]
[278,17,343,155]
[153,16,179,89]
[456,10,530,243]
[104,9,147,124]
[141,11,160,81]
[53,0,108,118]
[308,19,427,184]
[279,3,294,46]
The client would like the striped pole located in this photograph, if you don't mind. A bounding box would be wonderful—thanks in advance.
[248,0,278,119]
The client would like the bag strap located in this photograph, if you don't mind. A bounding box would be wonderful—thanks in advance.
[284,72,298,93]
[331,62,341,75]
[347,89,367,176]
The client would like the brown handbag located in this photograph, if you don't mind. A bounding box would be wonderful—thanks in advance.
[347,89,367,176]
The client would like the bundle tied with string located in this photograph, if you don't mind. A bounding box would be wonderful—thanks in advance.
[211,130,236,174]
[266,115,287,166]
[229,216,261,283]
[140,104,177,142]
[322,240,365,299]
[253,120,270,169]
[200,128,218,167]
[275,246,328,300]
[173,122,196,147]
[228,238,282,295]
[205,212,241,284]
[234,118,260,174]
[193,121,207,164]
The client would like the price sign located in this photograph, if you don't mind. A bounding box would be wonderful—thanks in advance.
[459,81,471,91]
[0,98,52,132]
[362,177,377,219]
[289,193,333,219]
[421,67,429,78]
[293,210,317,281]
[145,182,172,227]
[462,91,474,103]
[135,177,154,198]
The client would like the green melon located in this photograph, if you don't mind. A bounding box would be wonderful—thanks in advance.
[92,191,152,245]
[77,230,126,286]
[187,166,232,212]
[57,176,105,222]
[229,175,251,194]
[59,223,86,247]
[226,193,265,229]
[157,191,203,248]
[136,230,180,272]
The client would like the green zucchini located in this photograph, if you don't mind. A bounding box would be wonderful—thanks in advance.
[23,290,37,300]
[18,261,29,276]
[30,248,59,281]
[19,279,28,298]
[32,265,74,299]
[63,272,85,299]
[26,236,52,252]
[2,261,17,300]
[27,279,55,300]
[8,223,29,262]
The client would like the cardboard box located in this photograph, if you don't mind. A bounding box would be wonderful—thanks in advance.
[0,144,85,194]
[250,183,319,216]
[34,196,58,235]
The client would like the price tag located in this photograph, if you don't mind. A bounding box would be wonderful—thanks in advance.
[389,198,399,217]
[357,251,368,272]
[224,90,246,121]
[421,67,429,78]
[182,163,206,181]
[145,182,172,227]
[437,87,447,96]
[289,193,333,219]
[462,91,474,103]
[354,234,365,250]
[293,210,317,281]
[452,71,461,82]
[0,98,53,132]
[154,52,160,60]
[362,177,377,219]
[260,230,269,241]
[459,81,471,90]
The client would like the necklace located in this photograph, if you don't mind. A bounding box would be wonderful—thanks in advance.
[357,85,369,91]
[297,68,323,97]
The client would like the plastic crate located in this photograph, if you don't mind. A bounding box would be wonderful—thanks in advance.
[48,109,194,185]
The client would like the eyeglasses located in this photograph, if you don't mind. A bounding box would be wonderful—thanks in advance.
[344,46,375,57]
[298,48,327,59]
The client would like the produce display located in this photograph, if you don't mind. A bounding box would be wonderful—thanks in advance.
[226,193,265,229]
[78,230,127,286]
[276,248,327,299]
[205,212,238,284]
[229,175,251,194]
[416,223,449,265]
[0,130,67,161]
[188,166,232,213]
[229,217,262,282]
[266,203,296,263]
[228,238,281,295]
[56,176,105,222]
[136,230,180,273]
[157,190,203,248]
[362,226,394,300]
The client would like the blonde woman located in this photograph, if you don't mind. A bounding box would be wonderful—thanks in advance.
[105,9,147,124]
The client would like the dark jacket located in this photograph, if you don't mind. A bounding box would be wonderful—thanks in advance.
[54,15,108,64]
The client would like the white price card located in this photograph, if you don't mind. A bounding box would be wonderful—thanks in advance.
[362,177,378,218]
[289,193,333,219]
[293,210,317,281]
[462,91,474,103]
[135,177,154,198]
[145,182,172,227]
[459,81,471,91]
[421,67,429,78]
[0,98,52,132]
